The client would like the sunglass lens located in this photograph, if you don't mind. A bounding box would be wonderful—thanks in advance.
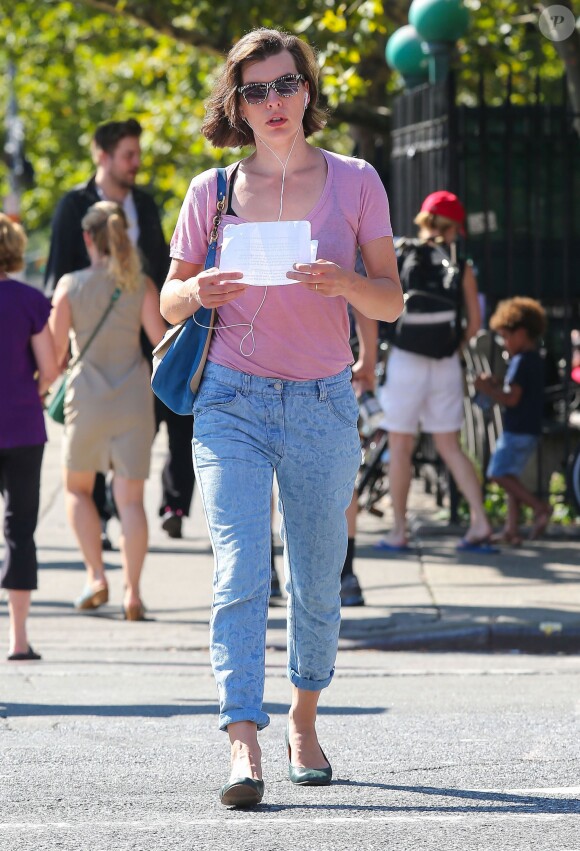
[244,85,268,105]
[274,78,300,97]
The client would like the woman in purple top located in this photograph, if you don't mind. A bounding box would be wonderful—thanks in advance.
[161,28,403,807]
[0,214,59,661]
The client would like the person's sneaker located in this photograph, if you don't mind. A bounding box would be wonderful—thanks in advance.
[161,509,183,539]
[269,566,283,603]
[340,573,365,607]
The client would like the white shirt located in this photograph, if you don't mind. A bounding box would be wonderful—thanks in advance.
[95,185,140,246]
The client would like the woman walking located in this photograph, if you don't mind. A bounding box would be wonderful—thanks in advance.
[1,213,59,660]
[378,191,493,551]
[50,201,166,619]
[161,28,403,806]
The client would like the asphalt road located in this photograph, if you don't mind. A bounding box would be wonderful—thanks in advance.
[3,651,580,851]
[2,420,580,850]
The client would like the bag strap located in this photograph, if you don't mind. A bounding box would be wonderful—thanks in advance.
[68,286,122,369]
[205,167,227,270]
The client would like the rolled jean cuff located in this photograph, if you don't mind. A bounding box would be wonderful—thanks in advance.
[218,708,270,733]
[288,666,335,692]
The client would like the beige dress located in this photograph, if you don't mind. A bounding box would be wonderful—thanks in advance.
[61,267,155,478]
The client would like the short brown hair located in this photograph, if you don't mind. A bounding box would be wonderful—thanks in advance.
[93,119,142,154]
[0,213,27,275]
[489,296,547,341]
[202,28,326,149]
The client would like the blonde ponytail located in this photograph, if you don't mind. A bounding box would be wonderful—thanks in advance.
[81,201,141,293]
[106,212,141,292]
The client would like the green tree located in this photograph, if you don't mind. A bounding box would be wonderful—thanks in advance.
[0,0,570,242]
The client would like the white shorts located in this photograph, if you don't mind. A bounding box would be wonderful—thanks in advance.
[377,347,465,434]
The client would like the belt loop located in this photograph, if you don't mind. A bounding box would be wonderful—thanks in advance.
[317,379,327,401]
[242,373,250,396]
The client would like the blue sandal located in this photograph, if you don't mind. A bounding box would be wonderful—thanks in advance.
[456,537,499,553]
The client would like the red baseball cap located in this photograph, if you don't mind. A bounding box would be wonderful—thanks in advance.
[420,190,466,234]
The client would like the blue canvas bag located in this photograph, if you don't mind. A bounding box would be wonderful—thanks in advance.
[151,168,227,415]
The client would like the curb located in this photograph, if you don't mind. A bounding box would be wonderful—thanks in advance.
[338,620,580,654]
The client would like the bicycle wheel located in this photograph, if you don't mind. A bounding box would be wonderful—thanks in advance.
[357,432,389,515]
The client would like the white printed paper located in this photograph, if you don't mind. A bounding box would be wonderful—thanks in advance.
[220,220,313,287]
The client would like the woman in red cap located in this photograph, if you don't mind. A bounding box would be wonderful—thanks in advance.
[377,190,493,552]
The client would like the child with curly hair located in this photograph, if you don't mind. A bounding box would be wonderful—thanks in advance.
[475,297,551,545]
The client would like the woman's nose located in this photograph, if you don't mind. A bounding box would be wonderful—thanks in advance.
[265,86,282,105]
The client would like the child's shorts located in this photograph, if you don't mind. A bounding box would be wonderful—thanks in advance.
[487,431,539,478]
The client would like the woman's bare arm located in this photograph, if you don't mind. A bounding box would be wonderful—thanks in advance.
[287,236,403,322]
[461,262,481,344]
[48,283,73,369]
[160,258,246,326]
[30,324,60,396]
[141,277,170,347]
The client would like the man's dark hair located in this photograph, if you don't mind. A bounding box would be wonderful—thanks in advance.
[93,119,142,154]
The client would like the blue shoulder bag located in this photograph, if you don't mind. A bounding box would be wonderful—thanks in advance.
[151,167,227,415]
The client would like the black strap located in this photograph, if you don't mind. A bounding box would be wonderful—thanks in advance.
[225,163,241,217]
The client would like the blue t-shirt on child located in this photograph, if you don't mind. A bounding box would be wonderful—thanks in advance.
[502,349,545,435]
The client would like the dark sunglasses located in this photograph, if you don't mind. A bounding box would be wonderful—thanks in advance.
[237,74,305,105]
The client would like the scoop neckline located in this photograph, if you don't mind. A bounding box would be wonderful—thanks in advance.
[222,148,332,224]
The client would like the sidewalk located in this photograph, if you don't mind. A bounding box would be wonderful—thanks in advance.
[2,419,580,657]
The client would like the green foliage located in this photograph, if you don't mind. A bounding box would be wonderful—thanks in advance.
[455,1,564,105]
[1,0,394,243]
[549,472,580,526]
[461,474,580,528]
[0,0,569,255]
[0,0,223,236]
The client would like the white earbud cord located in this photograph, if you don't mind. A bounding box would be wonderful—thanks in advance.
[192,110,304,357]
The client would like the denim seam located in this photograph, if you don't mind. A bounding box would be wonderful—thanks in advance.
[191,440,221,596]
[277,485,296,681]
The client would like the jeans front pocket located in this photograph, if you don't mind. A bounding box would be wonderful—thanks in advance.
[193,377,241,418]
[325,381,359,429]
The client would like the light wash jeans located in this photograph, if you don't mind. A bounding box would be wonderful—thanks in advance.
[192,361,361,731]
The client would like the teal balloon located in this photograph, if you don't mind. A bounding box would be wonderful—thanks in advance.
[385,25,429,77]
[409,0,470,42]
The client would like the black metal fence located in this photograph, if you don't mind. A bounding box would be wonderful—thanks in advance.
[391,72,580,312]
[390,71,580,500]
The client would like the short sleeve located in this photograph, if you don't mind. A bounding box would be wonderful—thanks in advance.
[170,170,214,265]
[29,288,52,335]
[357,162,393,246]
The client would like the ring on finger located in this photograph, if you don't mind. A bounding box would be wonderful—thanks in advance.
[315,283,318,291]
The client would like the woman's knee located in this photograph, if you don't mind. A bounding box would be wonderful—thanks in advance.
[113,477,145,511]
[64,469,96,498]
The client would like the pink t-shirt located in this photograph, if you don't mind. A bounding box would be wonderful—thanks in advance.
[170,149,393,380]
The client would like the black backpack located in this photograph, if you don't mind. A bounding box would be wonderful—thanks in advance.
[388,238,464,360]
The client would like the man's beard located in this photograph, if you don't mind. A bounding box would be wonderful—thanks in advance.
[112,171,137,191]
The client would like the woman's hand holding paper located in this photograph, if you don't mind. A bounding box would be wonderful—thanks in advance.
[287,259,355,298]
[185,268,247,309]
